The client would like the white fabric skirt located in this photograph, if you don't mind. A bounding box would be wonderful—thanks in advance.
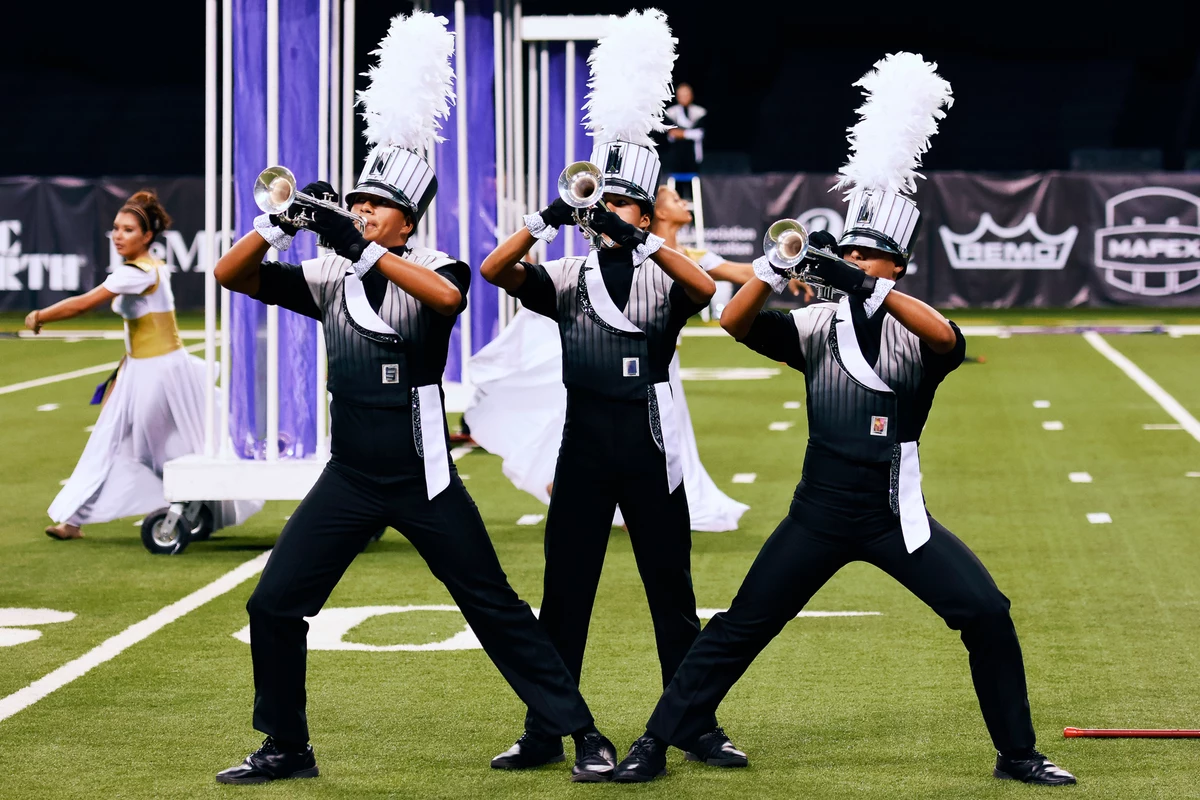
[464,309,749,532]
[48,348,262,528]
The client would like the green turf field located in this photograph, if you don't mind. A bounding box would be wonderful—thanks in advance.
[1,315,1199,799]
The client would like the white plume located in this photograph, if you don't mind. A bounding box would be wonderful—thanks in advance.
[582,8,677,146]
[357,11,456,150]
[834,52,953,195]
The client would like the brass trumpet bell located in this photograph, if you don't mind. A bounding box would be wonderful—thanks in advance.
[763,219,810,269]
[558,161,605,209]
[254,165,300,214]
[252,165,366,234]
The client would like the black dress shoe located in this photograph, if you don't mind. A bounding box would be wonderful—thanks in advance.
[684,726,748,767]
[571,731,616,782]
[612,734,668,783]
[994,749,1077,785]
[215,737,319,784]
[491,731,565,769]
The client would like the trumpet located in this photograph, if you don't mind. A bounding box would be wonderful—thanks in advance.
[556,161,614,247]
[762,218,856,298]
[253,165,366,237]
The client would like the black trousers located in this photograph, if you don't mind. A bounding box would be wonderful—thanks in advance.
[645,490,1037,754]
[247,462,594,744]
[526,391,715,731]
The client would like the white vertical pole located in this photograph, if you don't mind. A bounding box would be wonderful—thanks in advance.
[341,0,356,198]
[329,0,340,194]
[513,2,524,224]
[315,0,330,457]
[564,39,576,259]
[426,143,438,250]
[203,0,218,458]
[526,43,538,261]
[220,0,233,458]
[265,0,280,461]
[538,45,548,221]
[455,0,471,381]
[492,0,504,258]
[502,1,516,327]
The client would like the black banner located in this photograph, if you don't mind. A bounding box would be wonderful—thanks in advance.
[0,176,215,312]
[684,172,1200,307]
[5,172,1200,310]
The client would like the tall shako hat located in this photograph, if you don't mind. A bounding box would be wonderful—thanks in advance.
[583,8,677,211]
[834,52,953,269]
[346,11,456,224]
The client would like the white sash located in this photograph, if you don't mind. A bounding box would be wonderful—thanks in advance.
[342,269,400,336]
[833,297,931,553]
[833,297,892,393]
[581,250,644,334]
[416,384,451,500]
[653,381,684,493]
[343,271,450,499]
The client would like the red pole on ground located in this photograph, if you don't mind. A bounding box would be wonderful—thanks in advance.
[1064,728,1200,738]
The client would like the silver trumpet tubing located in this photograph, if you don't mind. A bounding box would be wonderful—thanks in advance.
[763,218,857,299]
[253,165,365,235]
[556,161,614,247]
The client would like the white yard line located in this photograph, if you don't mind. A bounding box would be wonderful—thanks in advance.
[0,343,206,396]
[1084,332,1200,445]
[10,329,207,341]
[0,550,271,724]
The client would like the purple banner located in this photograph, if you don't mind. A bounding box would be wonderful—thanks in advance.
[230,0,319,459]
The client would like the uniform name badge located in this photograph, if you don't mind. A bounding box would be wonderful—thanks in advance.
[622,357,640,377]
[870,415,889,436]
[382,364,400,384]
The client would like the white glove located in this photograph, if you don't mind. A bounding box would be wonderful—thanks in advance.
[752,256,788,294]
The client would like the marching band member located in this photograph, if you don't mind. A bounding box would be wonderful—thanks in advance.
[213,13,612,784]
[613,53,1076,786]
[462,184,756,533]
[28,189,259,540]
[481,8,746,774]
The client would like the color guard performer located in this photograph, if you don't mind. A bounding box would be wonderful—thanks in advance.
[612,53,1076,786]
[28,189,260,541]
[212,13,612,784]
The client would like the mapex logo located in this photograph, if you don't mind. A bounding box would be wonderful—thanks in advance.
[938,213,1078,270]
[1094,187,1200,296]
[0,221,86,292]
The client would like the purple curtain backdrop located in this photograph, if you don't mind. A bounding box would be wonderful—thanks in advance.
[231,0,319,459]
[432,0,499,380]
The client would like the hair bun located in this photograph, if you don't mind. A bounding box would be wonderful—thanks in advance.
[124,188,173,234]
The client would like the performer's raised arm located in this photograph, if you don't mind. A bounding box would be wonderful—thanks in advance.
[480,198,574,292]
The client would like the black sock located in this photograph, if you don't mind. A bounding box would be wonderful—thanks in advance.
[273,738,308,753]
[1001,747,1037,760]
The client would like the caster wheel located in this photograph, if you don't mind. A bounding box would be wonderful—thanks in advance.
[189,504,215,541]
[141,509,191,555]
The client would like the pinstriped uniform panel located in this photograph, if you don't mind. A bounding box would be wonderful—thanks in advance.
[547,254,679,401]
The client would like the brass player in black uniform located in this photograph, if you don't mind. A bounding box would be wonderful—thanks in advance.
[211,12,614,785]
[613,53,1076,786]
[481,9,746,775]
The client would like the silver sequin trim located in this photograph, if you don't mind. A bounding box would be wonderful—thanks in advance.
[524,213,559,243]
[253,213,294,251]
